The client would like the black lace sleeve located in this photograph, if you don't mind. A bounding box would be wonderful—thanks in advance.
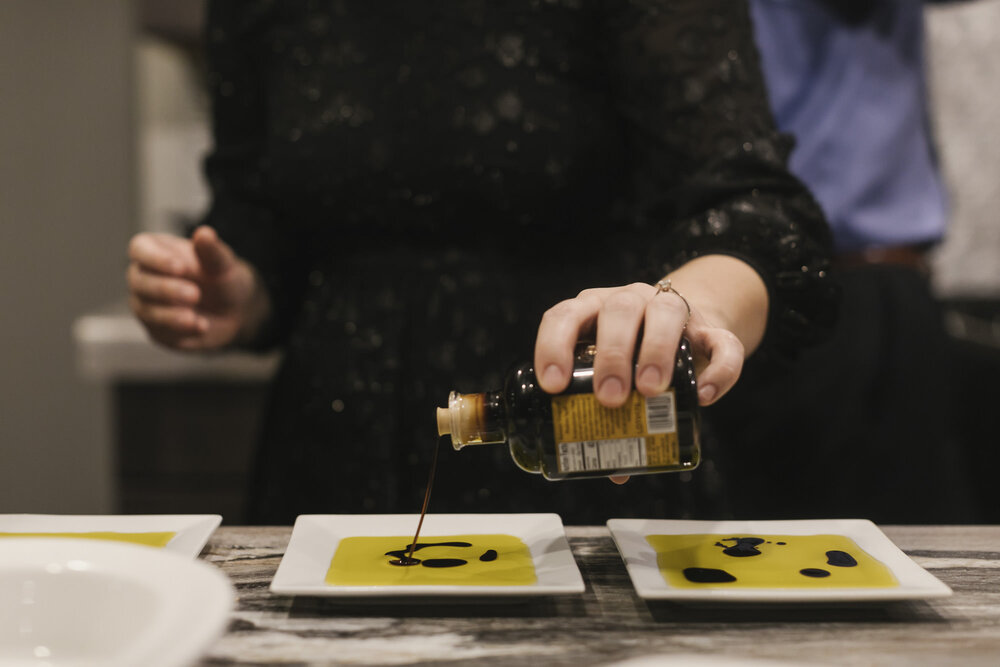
[201,0,837,358]
[606,0,839,361]
[200,0,306,350]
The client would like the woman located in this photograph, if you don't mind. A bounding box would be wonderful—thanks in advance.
[127,0,836,524]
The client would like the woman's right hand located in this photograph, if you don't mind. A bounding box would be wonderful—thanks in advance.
[126,226,268,350]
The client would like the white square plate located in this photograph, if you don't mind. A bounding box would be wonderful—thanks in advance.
[0,514,222,558]
[607,518,952,602]
[0,538,233,667]
[271,513,585,597]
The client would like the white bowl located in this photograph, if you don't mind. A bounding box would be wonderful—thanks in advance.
[0,538,234,667]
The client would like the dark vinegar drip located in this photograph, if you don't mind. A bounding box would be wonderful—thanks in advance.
[800,568,831,578]
[420,558,468,568]
[826,550,858,567]
[386,541,473,563]
[388,438,442,567]
[684,567,736,583]
[715,537,765,557]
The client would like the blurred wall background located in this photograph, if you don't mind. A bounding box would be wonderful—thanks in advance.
[0,0,135,513]
[928,0,1000,296]
[0,0,998,516]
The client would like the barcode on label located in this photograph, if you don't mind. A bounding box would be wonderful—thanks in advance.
[645,392,677,434]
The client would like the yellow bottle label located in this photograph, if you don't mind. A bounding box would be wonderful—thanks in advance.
[551,390,679,473]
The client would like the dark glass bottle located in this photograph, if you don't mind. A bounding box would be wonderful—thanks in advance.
[436,340,701,480]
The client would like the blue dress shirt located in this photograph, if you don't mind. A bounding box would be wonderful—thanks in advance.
[749,0,948,251]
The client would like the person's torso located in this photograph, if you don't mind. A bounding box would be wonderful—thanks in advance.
[252,1,629,240]
[749,0,948,251]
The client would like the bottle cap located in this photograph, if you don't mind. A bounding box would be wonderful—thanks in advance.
[436,407,452,436]
[436,391,504,449]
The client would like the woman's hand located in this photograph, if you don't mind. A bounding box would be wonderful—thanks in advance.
[533,254,769,482]
[534,284,745,406]
[534,255,767,405]
[126,226,270,350]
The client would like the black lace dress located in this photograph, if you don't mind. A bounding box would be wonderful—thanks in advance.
[202,0,837,524]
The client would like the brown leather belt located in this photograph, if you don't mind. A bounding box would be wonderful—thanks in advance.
[834,244,930,273]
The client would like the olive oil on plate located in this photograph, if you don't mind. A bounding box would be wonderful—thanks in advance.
[0,531,176,548]
[646,534,899,589]
[326,534,537,586]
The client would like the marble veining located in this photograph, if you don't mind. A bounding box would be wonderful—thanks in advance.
[197,526,1000,666]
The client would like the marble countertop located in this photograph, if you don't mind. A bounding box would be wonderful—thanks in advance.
[195,525,1000,666]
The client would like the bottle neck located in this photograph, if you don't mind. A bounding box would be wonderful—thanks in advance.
[436,390,506,449]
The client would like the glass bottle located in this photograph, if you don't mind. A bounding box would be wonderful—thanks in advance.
[436,339,700,480]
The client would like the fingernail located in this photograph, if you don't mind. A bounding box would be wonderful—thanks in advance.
[637,365,662,390]
[541,364,564,390]
[597,376,625,402]
[699,384,717,404]
[196,316,210,332]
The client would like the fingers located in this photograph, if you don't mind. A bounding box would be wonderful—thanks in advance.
[127,234,207,344]
[536,281,745,408]
[128,233,199,277]
[128,227,234,280]
[128,294,208,336]
[127,262,200,306]
[687,325,744,405]
[535,283,681,406]
[192,226,237,277]
[592,284,651,406]
[609,475,630,485]
[534,291,604,393]
[634,290,689,396]
[126,228,246,352]
[126,254,204,343]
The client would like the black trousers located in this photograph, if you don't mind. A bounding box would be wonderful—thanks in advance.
[705,264,979,524]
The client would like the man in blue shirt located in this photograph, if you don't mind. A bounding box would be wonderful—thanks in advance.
[752,0,948,253]
[707,0,976,523]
